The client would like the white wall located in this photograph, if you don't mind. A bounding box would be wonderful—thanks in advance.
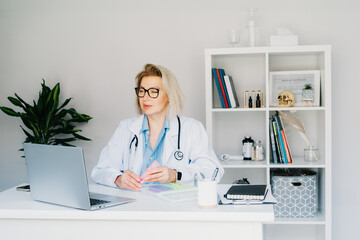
[0,0,359,239]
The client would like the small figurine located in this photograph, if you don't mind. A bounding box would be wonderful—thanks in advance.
[277,90,295,107]
[302,83,315,106]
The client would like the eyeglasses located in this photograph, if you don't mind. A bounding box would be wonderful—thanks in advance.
[134,87,160,99]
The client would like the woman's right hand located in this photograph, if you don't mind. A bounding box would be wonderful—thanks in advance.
[115,170,141,191]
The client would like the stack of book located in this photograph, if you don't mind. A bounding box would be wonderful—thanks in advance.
[212,68,239,108]
[269,111,292,164]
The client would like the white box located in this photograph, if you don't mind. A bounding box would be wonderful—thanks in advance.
[270,35,298,46]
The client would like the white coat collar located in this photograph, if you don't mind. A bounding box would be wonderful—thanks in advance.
[129,114,179,137]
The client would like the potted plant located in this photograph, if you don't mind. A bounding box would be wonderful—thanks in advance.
[302,83,315,102]
[0,80,92,151]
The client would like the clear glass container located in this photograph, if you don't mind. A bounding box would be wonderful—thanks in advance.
[304,146,319,162]
[246,8,260,47]
[253,140,264,161]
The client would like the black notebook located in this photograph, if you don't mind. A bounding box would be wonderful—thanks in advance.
[224,184,268,201]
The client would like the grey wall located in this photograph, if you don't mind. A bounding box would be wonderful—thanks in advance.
[0,0,359,239]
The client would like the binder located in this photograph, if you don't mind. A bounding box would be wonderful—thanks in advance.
[224,184,267,201]
[224,75,239,108]
[218,68,231,108]
[212,68,226,108]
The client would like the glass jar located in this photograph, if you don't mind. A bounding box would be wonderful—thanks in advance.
[242,136,254,160]
[304,146,319,162]
[253,140,264,161]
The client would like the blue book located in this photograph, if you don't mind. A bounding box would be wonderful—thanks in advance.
[274,115,288,164]
[269,118,279,164]
[212,68,226,108]
[218,68,232,108]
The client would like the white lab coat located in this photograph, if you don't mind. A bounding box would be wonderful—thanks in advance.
[91,114,224,187]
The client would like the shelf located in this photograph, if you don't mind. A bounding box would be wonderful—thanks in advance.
[212,107,325,112]
[212,108,266,113]
[221,158,325,169]
[266,212,326,225]
[270,158,326,168]
[221,160,267,168]
[269,107,325,111]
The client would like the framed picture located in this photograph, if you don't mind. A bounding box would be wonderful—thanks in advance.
[269,70,321,107]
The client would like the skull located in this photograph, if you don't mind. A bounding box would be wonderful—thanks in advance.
[278,90,295,107]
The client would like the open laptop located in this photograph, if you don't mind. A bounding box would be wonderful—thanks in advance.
[23,143,135,210]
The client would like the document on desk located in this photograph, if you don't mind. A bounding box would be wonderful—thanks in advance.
[218,184,277,205]
[141,183,197,204]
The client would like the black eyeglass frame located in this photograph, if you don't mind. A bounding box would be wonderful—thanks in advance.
[134,87,160,99]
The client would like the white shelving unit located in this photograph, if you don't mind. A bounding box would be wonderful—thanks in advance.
[205,46,331,240]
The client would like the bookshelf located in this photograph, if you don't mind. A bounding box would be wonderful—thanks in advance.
[205,46,331,240]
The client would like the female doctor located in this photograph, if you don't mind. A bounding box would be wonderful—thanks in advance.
[91,64,224,191]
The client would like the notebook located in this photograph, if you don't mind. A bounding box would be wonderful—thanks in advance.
[224,184,268,201]
[23,143,135,210]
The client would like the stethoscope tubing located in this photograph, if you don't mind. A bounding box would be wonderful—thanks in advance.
[130,115,183,160]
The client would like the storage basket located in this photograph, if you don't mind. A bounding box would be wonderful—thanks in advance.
[271,169,318,218]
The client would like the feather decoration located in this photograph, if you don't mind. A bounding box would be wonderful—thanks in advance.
[277,110,318,160]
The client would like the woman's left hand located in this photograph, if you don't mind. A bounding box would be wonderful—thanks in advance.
[145,166,176,183]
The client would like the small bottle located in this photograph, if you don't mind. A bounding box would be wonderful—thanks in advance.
[256,94,261,108]
[253,140,264,161]
[242,136,254,160]
[248,96,253,108]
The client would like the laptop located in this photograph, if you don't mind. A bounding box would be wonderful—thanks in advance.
[23,143,135,210]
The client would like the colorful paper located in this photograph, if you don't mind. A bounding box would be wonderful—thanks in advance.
[139,160,160,184]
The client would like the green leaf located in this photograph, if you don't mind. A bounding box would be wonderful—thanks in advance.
[0,106,19,117]
[51,83,60,111]
[73,132,92,141]
[8,96,23,108]
[57,98,72,112]
[20,126,35,142]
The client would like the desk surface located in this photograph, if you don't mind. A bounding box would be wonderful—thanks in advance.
[0,184,274,222]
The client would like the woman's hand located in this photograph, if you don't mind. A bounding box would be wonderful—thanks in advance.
[145,166,176,183]
[115,170,141,191]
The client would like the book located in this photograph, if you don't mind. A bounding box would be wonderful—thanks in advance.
[272,116,284,163]
[224,184,268,201]
[276,112,292,163]
[218,69,231,108]
[224,75,239,108]
[215,68,229,108]
[269,118,279,164]
[274,115,288,164]
[212,68,226,108]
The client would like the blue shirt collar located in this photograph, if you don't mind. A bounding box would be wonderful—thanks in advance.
[141,115,170,132]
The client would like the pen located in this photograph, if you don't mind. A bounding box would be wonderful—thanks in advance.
[211,167,219,181]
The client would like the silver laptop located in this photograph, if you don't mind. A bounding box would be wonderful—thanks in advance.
[23,143,135,210]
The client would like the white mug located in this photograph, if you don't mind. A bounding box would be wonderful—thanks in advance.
[197,179,218,208]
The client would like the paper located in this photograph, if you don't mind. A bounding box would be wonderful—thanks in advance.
[142,183,197,203]
[139,160,160,184]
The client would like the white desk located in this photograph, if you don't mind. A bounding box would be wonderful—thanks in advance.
[0,184,274,240]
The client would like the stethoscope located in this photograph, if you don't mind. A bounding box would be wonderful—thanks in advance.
[129,115,183,161]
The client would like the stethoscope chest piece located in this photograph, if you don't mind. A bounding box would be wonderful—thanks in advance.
[174,150,183,161]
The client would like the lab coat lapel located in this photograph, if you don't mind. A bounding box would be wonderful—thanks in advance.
[128,115,145,176]
[162,116,179,166]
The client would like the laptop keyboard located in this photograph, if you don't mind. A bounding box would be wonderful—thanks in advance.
[90,198,110,206]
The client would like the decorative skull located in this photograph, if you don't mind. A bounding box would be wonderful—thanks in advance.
[277,90,295,107]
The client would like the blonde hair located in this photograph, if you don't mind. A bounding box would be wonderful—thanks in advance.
[135,64,184,119]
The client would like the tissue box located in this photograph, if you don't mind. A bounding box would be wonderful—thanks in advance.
[271,169,318,218]
[270,35,298,46]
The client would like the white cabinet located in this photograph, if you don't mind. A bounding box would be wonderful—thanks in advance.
[205,46,331,240]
